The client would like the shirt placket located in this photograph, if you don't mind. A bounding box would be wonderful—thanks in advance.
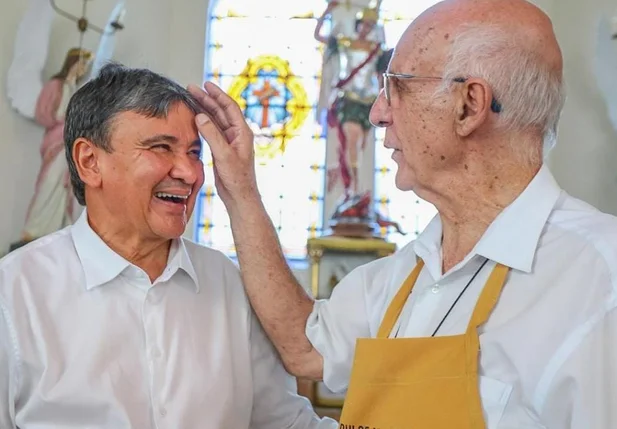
[141,278,168,427]
[399,271,448,337]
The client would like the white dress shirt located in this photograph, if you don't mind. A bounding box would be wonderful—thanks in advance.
[307,165,617,429]
[0,211,337,429]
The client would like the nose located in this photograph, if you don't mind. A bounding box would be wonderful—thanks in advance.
[369,90,392,128]
[169,152,200,186]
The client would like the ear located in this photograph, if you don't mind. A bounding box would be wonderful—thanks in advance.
[453,78,493,137]
[72,138,102,190]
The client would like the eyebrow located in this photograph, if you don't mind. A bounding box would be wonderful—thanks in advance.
[139,134,178,146]
[139,134,202,149]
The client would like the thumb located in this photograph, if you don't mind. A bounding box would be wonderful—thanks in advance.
[195,113,230,158]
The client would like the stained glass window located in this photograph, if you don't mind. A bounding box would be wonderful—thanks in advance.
[195,1,329,260]
[197,0,442,257]
[372,0,440,249]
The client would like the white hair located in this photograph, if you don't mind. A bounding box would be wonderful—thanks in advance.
[434,24,566,160]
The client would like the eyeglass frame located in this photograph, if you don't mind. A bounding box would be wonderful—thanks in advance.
[382,72,502,113]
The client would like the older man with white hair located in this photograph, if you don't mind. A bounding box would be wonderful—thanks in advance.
[190,0,617,428]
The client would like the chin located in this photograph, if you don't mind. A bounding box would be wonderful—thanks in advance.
[148,203,193,239]
[150,219,188,240]
[394,173,415,192]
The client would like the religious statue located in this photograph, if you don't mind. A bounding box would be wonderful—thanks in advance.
[6,0,126,252]
[316,1,389,197]
[17,48,93,247]
[315,0,402,237]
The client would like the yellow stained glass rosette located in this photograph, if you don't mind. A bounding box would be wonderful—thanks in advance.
[227,54,310,160]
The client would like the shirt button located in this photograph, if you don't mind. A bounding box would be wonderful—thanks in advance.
[159,407,167,417]
[431,284,440,294]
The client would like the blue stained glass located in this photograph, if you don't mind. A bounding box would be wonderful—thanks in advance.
[242,73,292,129]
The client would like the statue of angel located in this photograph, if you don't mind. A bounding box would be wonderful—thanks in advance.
[315,1,391,200]
[6,0,125,250]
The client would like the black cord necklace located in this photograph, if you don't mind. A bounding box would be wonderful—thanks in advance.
[393,257,490,338]
[431,258,489,337]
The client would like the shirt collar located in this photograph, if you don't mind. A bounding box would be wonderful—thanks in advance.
[414,165,562,274]
[71,210,200,291]
[163,239,201,292]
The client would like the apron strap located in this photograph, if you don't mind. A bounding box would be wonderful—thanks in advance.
[465,262,510,332]
[377,259,425,339]
[376,259,510,339]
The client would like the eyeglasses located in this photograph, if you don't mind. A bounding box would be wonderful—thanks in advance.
[382,72,502,113]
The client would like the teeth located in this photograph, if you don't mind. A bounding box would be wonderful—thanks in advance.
[155,192,188,199]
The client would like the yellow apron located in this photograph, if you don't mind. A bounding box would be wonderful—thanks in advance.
[339,259,510,429]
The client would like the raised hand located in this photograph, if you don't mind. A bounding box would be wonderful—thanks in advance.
[188,82,260,208]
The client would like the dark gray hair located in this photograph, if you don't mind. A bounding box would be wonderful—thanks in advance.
[64,62,202,206]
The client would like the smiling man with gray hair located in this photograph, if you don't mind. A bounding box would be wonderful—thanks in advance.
[190,0,617,428]
[0,63,336,429]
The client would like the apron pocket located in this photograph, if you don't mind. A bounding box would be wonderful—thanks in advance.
[479,375,513,429]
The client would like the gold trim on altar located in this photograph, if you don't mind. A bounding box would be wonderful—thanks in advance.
[307,236,396,298]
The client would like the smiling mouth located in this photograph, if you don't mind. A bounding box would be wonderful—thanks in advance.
[154,192,189,204]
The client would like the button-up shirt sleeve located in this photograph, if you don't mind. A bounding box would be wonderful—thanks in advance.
[248,309,337,429]
[305,262,374,393]
[0,298,17,429]
[539,303,617,429]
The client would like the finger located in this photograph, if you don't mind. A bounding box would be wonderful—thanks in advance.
[203,82,255,152]
[195,113,232,158]
[189,84,250,151]
[203,82,248,131]
[189,83,231,129]
[188,84,232,131]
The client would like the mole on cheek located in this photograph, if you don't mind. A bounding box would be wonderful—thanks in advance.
[440,155,446,161]
[444,33,450,40]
